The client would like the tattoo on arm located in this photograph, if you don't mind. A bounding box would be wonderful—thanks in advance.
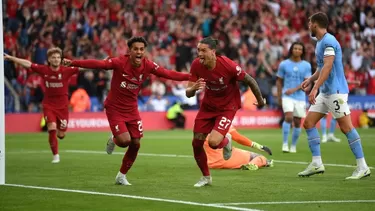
[242,74,263,102]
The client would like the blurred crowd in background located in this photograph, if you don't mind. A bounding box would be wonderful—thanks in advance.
[3,0,375,113]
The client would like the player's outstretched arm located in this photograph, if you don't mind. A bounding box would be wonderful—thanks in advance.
[4,53,32,68]
[152,68,190,81]
[242,74,265,107]
[63,58,114,70]
[186,78,205,98]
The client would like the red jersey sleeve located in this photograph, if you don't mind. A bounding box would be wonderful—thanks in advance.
[64,66,80,77]
[226,58,246,81]
[150,61,189,81]
[71,57,120,70]
[30,63,48,75]
[189,59,199,82]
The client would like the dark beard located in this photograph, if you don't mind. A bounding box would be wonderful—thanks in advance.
[311,31,316,37]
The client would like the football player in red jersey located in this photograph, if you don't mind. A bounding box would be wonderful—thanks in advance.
[185,37,265,187]
[64,37,190,185]
[5,48,80,164]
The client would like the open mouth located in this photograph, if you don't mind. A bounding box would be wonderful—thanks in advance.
[199,58,205,63]
[135,55,142,63]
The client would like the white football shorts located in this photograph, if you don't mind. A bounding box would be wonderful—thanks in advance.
[308,93,351,119]
[282,97,307,118]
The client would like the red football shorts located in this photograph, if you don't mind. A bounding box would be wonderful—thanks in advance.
[105,107,143,138]
[193,106,237,136]
[43,107,69,131]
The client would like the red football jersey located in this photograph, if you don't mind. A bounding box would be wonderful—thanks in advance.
[105,55,173,113]
[189,56,246,111]
[30,64,79,109]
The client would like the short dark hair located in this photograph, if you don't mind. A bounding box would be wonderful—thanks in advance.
[127,36,148,48]
[199,37,219,50]
[309,12,329,29]
[288,42,306,59]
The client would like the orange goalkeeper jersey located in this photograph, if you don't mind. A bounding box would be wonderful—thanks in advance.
[204,126,251,169]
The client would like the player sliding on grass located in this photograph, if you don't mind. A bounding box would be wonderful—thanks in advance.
[205,125,273,170]
[186,37,265,187]
[298,12,370,179]
[64,36,190,185]
[4,48,81,164]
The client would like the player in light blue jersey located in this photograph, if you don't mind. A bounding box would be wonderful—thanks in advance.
[277,42,311,153]
[298,12,370,179]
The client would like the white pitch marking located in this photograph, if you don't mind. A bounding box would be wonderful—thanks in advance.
[6,150,374,169]
[210,200,375,206]
[3,184,262,211]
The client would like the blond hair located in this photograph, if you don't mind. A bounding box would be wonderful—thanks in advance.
[47,47,63,58]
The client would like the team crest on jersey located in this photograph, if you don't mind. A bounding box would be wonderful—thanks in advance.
[236,66,242,76]
[219,77,224,84]
[293,66,298,71]
[58,74,62,80]
[115,125,119,132]
[139,74,143,81]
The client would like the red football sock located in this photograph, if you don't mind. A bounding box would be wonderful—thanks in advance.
[192,139,210,176]
[120,143,140,174]
[210,137,229,149]
[48,130,58,155]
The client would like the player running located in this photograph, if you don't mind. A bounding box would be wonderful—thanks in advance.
[4,48,80,164]
[186,37,265,187]
[64,37,190,185]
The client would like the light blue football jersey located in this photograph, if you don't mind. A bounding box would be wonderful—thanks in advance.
[315,33,349,94]
[277,59,312,101]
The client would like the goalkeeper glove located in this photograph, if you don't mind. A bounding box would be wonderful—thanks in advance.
[252,142,272,155]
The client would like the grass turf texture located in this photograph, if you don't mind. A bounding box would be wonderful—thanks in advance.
[1,129,374,211]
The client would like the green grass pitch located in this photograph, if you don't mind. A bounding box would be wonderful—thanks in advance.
[1,129,374,211]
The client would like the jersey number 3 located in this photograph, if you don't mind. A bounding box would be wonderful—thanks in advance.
[333,100,340,111]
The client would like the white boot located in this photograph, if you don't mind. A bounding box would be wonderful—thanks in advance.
[115,172,132,185]
[51,154,60,164]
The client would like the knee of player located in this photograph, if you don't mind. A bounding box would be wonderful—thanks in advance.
[47,122,57,131]
[207,137,221,148]
[303,120,314,129]
[337,116,354,134]
[338,123,354,134]
[293,120,302,128]
[115,134,132,147]
[57,132,66,140]
[284,116,293,123]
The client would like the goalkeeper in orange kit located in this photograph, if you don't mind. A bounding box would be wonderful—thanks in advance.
[204,125,273,170]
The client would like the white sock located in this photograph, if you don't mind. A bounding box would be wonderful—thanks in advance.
[312,156,323,166]
[117,171,125,177]
[356,158,368,170]
[204,176,211,179]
